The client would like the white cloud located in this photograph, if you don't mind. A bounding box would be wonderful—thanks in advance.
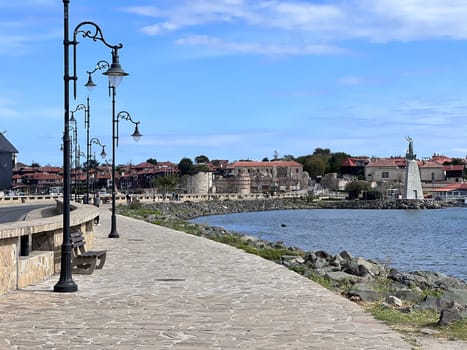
[336,76,366,85]
[126,0,467,43]
[175,34,350,55]
[141,22,180,36]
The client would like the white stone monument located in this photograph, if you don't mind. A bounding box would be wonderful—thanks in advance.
[403,137,424,199]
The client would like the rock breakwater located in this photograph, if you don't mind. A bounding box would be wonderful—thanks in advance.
[145,197,457,221]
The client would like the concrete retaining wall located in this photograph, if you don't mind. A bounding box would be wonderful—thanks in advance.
[0,201,99,295]
[131,191,306,203]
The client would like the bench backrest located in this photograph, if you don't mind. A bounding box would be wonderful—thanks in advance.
[71,231,87,255]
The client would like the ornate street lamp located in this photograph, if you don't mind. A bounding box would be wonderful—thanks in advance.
[109,111,142,238]
[55,0,128,293]
[88,138,106,197]
[70,105,85,201]
[91,138,107,158]
[84,61,138,239]
[70,102,90,202]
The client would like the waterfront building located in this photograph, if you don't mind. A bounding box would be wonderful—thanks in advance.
[0,133,18,191]
[212,160,309,195]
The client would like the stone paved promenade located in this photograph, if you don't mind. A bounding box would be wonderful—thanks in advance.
[0,205,454,349]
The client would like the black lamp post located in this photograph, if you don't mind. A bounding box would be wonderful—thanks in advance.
[77,147,86,199]
[83,60,112,203]
[55,0,128,293]
[70,101,90,203]
[70,105,85,201]
[109,111,142,238]
[88,137,106,198]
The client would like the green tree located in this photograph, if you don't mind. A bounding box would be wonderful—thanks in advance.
[444,158,465,165]
[345,181,370,199]
[295,155,307,164]
[83,158,99,171]
[328,152,351,174]
[153,174,178,194]
[178,158,194,175]
[147,158,157,165]
[303,155,326,178]
[282,154,295,161]
[313,148,331,159]
[195,155,209,164]
[192,164,210,173]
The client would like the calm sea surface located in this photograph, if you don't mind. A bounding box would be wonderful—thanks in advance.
[192,208,467,281]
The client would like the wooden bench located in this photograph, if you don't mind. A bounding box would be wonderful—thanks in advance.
[71,231,107,275]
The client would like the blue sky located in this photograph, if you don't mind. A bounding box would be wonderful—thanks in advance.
[2,0,467,167]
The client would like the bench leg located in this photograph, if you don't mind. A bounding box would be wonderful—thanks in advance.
[96,253,107,269]
[72,257,97,275]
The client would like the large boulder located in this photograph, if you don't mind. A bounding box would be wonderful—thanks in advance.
[438,302,467,326]
[343,257,386,278]
[415,288,467,312]
[407,271,466,290]
[347,282,389,302]
[325,271,363,284]
[280,255,305,268]
[304,251,331,269]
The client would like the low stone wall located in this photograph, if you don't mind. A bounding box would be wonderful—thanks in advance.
[0,201,99,295]
[0,195,61,205]
[129,191,305,204]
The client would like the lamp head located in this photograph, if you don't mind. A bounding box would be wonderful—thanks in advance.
[131,123,142,142]
[84,73,96,91]
[103,49,129,88]
[100,146,107,159]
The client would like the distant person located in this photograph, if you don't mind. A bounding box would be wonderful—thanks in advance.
[93,193,101,224]
[94,193,101,207]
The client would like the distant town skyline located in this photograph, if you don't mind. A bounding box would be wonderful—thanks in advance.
[3,1,467,166]
[12,146,462,169]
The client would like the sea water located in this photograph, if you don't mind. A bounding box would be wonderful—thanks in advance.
[192,207,467,281]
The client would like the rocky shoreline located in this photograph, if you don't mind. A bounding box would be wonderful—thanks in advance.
[128,197,466,326]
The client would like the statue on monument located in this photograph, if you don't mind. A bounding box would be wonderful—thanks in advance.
[405,136,416,160]
[403,136,424,199]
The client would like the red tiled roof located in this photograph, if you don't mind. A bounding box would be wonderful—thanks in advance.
[433,183,467,192]
[366,158,406,167]
[432,155,453,164]
[443,165,464,171]
[341,157,370,167]
[133,162,155,169]
[28,173,62,180]
[419,161,443,168]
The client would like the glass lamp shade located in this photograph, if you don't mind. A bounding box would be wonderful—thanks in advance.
[100,147,107,159]
[84,74,96,91]
[103,50,129,88]
[131,124,142,142]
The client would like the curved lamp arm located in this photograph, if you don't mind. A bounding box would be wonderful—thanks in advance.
[84,60,110,91]
[70,103,87,122]
[71,21,128,98]
[115,111,142,147]
[90,138,107,158]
